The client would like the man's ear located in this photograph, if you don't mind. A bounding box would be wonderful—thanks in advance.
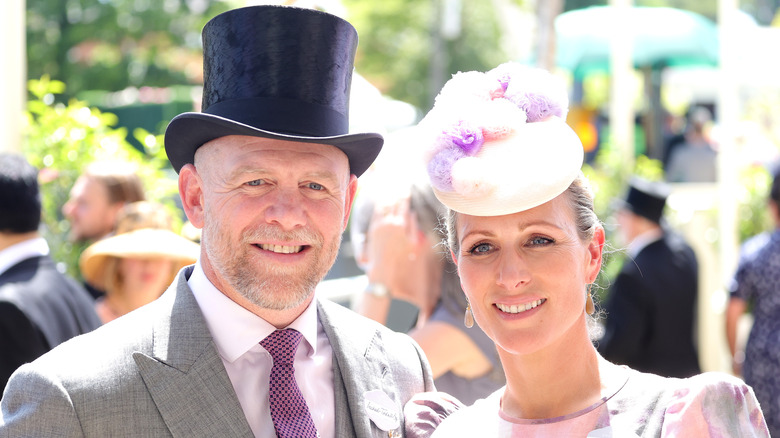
[342,174,359,231]
[179,164,205,228]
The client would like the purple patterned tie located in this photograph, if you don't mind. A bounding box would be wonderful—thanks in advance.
[261,329,318,438]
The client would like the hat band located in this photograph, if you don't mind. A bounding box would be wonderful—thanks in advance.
[204,96,349,138]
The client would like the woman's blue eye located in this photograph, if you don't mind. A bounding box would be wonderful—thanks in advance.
[530,236,553,246]
[470,243,491,254]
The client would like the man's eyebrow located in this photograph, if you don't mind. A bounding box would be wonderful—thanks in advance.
[225,167,342,183]
[224,165,269,179]
[304,170,341,182]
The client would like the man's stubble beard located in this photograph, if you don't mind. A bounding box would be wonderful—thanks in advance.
[203,218,341,311]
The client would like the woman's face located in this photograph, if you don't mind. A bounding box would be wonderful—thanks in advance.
[119,257,175,299]
[452,192,604,356]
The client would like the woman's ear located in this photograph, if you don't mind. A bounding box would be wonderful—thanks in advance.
[585,226,605,283]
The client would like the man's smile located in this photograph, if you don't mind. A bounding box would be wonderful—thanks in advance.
[256,243,305,254]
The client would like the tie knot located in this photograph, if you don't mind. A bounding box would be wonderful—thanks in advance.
[261,329,303,365]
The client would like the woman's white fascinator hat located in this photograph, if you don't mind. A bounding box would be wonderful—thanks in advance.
[420,62,584,216]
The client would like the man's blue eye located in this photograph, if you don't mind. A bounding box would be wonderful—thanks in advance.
[247,179,263,186]
[308,182,324,190]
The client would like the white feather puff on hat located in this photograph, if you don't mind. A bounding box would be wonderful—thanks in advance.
[419,62,584,216]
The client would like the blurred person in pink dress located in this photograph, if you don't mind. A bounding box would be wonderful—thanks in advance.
[403,62,769,437]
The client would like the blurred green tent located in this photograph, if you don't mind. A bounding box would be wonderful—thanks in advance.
[555,6,720,160]
[556,6,719,79]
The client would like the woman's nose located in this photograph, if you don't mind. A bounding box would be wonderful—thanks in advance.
[496,251,531,290]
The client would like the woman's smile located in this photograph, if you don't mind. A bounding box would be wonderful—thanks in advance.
[495,298,546,314]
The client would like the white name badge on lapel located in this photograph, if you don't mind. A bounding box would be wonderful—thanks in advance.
[364,390,400,432]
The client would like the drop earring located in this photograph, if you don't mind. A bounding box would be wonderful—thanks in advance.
[586,285,595,315]
[464,303,474,328]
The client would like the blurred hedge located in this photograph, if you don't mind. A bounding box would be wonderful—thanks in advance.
[23,76,180,280]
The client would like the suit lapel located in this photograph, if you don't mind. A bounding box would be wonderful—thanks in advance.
[134,268,253,437]
[318,299,401,438]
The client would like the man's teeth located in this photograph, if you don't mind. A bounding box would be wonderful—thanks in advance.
[496,299,544,314]
[259,244,302,254]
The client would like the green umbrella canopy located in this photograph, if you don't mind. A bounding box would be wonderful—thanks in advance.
[555,6,719,78]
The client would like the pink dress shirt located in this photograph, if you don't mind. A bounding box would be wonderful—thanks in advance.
[188,261,335,438]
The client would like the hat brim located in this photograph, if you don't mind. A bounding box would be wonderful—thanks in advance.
[165,112,384,176]
[79,229,200,290]
[432,117,584,217]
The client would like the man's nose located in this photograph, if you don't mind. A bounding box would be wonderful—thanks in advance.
[263,188,306,230]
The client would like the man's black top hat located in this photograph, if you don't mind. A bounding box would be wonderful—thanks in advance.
[164,6,383,176]
[619,177,670,224]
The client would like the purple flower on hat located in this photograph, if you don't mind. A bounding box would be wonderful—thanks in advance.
[428,147,466,192]
[497,74,510,92]
[490,62,569,122]
[443,121,484,156]
[507,91,566,123]
[423,62,574,201]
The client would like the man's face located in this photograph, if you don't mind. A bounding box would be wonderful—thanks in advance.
[62,176,120,242]
[183,136,357,314]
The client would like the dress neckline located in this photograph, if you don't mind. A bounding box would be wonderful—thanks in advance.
[497,365,630,425]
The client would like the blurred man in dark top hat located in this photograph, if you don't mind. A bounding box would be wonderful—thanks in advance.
[597,177,701,378]
[0,6,433,437]
[0,153,101,394]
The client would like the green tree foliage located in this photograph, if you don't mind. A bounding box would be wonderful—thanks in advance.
[24,77,179,279]
[735,165,774,242]
[344,0,510,112]
[26,0,234,100]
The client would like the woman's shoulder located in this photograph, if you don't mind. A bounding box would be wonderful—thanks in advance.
[660,371,769,436]
[658,371,759,409]
[613,369,769,437]
[619,367,750,393]
[682,370,752,388]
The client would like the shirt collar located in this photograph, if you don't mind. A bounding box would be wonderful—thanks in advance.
[187,260,319,363]
[0,237,49,276]
[627,227,664,258]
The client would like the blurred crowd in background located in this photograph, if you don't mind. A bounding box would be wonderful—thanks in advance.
[4,0,780,429]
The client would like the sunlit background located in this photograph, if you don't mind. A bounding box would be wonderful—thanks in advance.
[3,0,780,373]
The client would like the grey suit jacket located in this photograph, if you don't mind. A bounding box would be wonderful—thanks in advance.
[0,267,434,437]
